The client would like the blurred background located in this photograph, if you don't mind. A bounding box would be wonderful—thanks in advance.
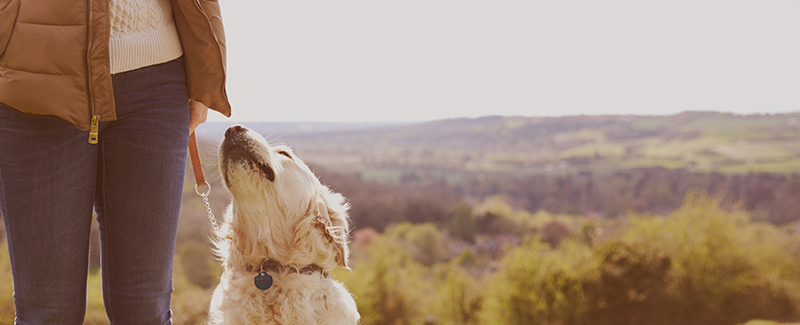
[3,0,800,324]
[7,113,800,324]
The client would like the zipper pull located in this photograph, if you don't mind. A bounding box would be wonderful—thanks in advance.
[88,115,100,144]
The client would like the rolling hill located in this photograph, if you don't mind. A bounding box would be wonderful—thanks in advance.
[195,111,800,184]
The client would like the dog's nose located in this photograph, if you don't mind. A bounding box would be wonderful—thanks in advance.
[225,125,246,138]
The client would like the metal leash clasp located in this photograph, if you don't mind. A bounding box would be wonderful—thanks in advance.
[195,181,219,230]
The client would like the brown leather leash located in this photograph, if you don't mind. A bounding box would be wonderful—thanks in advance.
[189,132,206,187]
[189,131,220,230]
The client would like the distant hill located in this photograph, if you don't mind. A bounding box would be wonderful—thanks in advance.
[195,111,800,182]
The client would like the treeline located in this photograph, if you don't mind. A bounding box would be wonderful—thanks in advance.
[337,195,800,325]
[316,166,800,232]
[460,168,800,225]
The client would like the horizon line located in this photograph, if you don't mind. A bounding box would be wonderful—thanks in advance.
[205,110,800,124]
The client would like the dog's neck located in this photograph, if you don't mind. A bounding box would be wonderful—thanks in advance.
[245,259,330,278]
[220,186,343,276]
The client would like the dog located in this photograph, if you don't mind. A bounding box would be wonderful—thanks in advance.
[208,125,360,325]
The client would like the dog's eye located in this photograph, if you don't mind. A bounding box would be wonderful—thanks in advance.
[277,151,292,159]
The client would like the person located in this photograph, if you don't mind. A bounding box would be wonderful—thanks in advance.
[0,0,230,323]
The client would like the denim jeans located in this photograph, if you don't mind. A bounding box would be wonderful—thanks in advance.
[0,59,190,324]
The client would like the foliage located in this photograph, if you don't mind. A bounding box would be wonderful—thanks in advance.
[387,222,449,266]
[540,220,572,247]
[178,240,222,289]
[479,239,592,325]
[2,176,800,325]
[333,193,800,324]
[450,203,476,243]
[583,242,672,324]
[84,270,107,324]
[0,243,13,325]
[614,194,800,324]
[474,194,800,325]
[171,255,217,325]
[338,234,429,325]
[431,266,483,325]
[0,240,217,324]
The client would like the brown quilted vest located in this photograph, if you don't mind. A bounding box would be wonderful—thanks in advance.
[0,0,231,131]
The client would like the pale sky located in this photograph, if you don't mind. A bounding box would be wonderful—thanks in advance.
[211,0,800,123]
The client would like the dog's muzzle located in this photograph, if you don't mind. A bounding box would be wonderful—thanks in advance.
[220,125,276,182]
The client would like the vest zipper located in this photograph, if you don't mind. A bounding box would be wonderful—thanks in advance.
[88,115,100,144]
[85,0,98,144]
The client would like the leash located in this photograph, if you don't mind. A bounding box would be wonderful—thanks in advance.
[189,131,220,230]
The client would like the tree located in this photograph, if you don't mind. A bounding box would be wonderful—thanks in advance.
[450,203,476,243]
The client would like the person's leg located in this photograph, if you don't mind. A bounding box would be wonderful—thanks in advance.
[0,104,97,324]
[95,59,190,325]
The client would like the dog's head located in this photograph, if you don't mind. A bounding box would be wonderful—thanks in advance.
[218,125,350,269]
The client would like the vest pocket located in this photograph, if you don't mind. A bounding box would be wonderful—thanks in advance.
[0,0,20,57]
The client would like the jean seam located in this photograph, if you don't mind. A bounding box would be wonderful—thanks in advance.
[98,141,116,324]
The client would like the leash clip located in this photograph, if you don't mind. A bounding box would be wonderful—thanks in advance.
[189,131,220,230]
[194,181,219,230]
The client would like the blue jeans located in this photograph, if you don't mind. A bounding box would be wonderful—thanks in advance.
[0,59,190,324]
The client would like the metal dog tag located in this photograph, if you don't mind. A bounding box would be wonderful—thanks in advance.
[254,272,273,290]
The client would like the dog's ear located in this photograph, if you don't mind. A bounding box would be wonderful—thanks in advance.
[316,187,351,269]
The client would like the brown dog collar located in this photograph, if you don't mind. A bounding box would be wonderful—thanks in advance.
[246,259,330,279]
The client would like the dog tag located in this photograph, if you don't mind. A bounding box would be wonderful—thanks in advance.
[254,272,273,290]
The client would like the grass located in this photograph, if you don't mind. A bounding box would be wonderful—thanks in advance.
[620,157,689,170]
[678,116,789,136]
[559,142,626,159]
[711,141,800,161]
[631,116,673,130]
[717,160,800,174]
[642,135,725,159]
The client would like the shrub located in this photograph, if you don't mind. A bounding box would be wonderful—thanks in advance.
[612,194,800,324]
[478,194,800,325]
[583,241,672,325]
[450,203,476,243]
[388,222,448,267]
[432,266,483,325]
[479,239,592,325]
[540,220,573,247]
[341,235,429,325]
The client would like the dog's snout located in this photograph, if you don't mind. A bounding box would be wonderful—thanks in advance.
[225,125,246,138]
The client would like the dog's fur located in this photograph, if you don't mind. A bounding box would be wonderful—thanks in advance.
[208,125,360,325]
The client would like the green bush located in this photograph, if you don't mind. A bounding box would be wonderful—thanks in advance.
[431,265,483,325]
[583,241,672,325]
[387,222,448,267]
[592,194,800,325]
[341,235,429,325]
[477,194,800,325]
[450,203,476,243]
[479,239,592,325]
[2,193,799,325]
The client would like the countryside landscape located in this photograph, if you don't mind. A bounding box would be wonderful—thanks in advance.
[2,111,800,324]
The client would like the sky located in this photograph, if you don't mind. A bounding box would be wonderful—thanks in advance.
[211,0,800,123]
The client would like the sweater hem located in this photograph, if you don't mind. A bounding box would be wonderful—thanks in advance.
[109,21,184,74]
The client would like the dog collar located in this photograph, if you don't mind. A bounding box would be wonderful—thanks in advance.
[248,259,330,290]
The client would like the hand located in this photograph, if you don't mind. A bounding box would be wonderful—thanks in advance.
[189,99,209,135]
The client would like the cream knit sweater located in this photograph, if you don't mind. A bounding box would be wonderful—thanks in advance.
[109,0,184,74]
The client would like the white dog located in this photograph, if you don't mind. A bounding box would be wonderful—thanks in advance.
[208,125,360,325]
